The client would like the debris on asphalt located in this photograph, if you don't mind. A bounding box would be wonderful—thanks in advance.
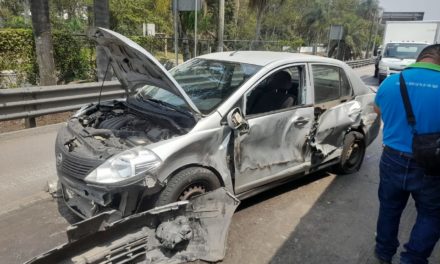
[155,216,193,249]
[25,188,239,264]
[46,179,62,198]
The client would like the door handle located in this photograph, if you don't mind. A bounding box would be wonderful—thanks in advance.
[294,117,310,126]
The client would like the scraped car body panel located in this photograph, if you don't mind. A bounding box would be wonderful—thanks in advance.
[234,107,315,193]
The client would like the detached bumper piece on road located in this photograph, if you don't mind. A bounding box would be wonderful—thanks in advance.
[25,188,239,264]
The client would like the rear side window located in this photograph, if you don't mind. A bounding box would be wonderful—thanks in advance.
[312,65,340,103]
[340,70,352,97]
[312,65,352,103]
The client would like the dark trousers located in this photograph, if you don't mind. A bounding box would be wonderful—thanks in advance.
[375,148,440,264]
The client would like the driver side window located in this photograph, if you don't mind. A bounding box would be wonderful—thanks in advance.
[245,65,304,116]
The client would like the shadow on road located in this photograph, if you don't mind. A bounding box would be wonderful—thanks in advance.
[360,71,379,88]
[268,144,440,264]
[56,196,82,224]
[238,170,332,212]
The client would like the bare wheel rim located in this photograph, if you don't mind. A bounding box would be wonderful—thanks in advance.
[178,183,207,201]
[345,141,363,168]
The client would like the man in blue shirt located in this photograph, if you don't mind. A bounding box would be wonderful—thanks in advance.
[373,44,440,264]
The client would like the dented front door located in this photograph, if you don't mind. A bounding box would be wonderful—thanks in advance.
[234,106,314,194]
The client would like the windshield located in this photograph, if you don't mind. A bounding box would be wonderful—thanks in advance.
[383,43,428,59]
[131,59,261,115]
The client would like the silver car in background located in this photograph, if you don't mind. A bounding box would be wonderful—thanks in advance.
[55,28,380,219]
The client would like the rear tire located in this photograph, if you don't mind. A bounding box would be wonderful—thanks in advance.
[155,167,221,206]
[334,132,366,174]
[378,75,385,85]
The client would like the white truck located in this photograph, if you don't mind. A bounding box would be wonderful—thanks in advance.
[376,21,440,84]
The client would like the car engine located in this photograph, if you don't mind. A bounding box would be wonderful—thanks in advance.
[60,100,194,160]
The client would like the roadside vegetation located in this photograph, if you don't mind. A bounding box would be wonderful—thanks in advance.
[0,0,381,87]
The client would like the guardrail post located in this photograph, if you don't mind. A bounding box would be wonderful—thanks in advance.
[25,117,36,128]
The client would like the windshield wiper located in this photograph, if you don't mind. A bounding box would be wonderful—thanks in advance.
[136,94,192,117]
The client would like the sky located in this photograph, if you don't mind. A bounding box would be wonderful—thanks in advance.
[379,0,440,20]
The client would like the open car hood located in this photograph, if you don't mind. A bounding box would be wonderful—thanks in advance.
[90,27,201,115]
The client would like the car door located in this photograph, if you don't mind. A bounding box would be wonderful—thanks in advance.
[233,64,315,194]
[310,64,362,160]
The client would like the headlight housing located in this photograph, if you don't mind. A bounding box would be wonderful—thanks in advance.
[85,147,162,185]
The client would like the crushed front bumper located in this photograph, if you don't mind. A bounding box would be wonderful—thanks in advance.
[59,171,162,220]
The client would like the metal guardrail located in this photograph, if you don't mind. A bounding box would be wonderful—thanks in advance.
[345,58,375,68]
[0,81,124,127]
[0,58,375,128]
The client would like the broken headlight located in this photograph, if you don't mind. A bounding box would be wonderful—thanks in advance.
[85,147,162,185]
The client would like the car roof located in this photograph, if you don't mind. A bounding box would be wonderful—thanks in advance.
[386,41,430,45]
[197,51,344,67]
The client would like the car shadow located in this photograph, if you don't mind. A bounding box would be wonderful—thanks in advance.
[267,143,440,264]
[237,170,332,212]
[55,195,82,224]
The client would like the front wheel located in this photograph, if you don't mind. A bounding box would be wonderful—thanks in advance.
[155,167,221,206]
[334,132,366,174]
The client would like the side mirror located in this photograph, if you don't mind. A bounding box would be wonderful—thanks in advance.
[227,108,249,133]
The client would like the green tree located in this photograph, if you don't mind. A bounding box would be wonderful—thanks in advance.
[49,0,90,32]
[109,0,172,35]
[0,0,31,28]
[248,0,285,49]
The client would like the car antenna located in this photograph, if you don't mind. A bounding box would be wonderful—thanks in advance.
[97,59,111,107]
[230,50,240,56]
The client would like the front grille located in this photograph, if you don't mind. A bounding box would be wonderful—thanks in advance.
[57,146,101,179]
[100,236,148,263]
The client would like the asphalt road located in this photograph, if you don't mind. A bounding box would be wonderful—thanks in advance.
[0,65,438,264]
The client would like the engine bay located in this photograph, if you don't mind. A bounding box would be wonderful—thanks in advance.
[62,100,195,158]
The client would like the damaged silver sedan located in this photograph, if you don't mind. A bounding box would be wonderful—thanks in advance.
[56,27,380,221]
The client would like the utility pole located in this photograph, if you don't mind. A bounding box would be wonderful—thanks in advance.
[194,0,198,57]
[326,0,332,57]
[365,18,375,58]
[217,0,224,52]
[365,1,375,58]
[173,0,179,65]
[371,11,383,56]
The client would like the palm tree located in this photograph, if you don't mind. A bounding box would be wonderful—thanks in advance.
[30,0,57,85]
